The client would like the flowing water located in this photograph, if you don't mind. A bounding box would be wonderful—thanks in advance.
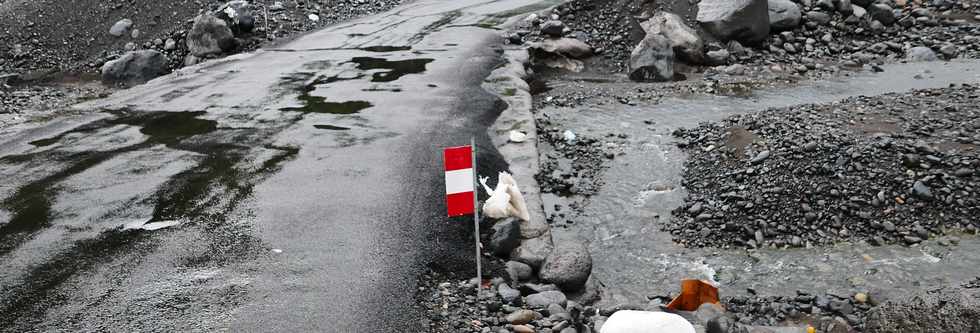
[545,60,980,300]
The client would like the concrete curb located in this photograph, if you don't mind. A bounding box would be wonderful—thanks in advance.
[481,47,554,248]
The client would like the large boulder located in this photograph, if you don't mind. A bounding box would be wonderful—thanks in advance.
[865,287,980,332]
[101,50,168,85]
[639,12,705,64]
[768,0,802,31]
[538,241,592,292]
[697,0,770,45]
[187,14,237,57]
[600,310,696,333]
[489,218,521,257]
[628,34,674,82]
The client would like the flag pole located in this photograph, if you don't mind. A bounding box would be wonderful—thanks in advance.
[471,136,482,293]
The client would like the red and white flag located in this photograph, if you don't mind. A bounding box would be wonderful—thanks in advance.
[443,145,475,217]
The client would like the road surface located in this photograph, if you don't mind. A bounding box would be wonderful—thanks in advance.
[0,0,551,331]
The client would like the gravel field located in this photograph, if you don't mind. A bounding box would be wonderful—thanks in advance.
[669,84,980,249]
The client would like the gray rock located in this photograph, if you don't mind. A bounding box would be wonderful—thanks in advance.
[130,29,141,39]
[540,20,565,37]
[628,34,674,82]
[835,0,853,16]
[640,12,705,64]
[939,44,958,58]
[906,46,938,62]
[806,11,832,25]
[506,309,539,325]
[499,283,523,305]
[851,0,873,6]
[697,0,771,45]
[109,19,133,37]
[852,4,867,18]
[100,50,168,85]
[510,236,553,269]
[867,4,896,25]
[526,290,568,308]
[912,180,932,199]
[816,0,835,10]
[528,38,592,59]
[768,0,802,31]
[706,49,730,65]
[538,241,592,292]
[505,260,534,282]
[490,218,521,257]
[187,14,237,56]
[866,287,980,332]
[164,38,177,51]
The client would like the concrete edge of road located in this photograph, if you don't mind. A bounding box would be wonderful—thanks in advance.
[481,47,554,247]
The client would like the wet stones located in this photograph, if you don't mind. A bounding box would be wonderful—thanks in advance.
[697,0,771,45]
[628,34,674,82]
[186,14,237,57]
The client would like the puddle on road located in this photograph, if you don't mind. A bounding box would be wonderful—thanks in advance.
[360,45,412,52]
[313,124,351,131]
[350,57,434,83]
[0,109,299,323]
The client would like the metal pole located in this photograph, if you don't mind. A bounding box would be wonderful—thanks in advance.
[471,137,482,293]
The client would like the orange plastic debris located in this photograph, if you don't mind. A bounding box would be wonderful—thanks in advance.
[666,279,720,311]
[807,326,816,333]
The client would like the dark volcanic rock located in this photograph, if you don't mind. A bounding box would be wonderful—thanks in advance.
[490,218,522,257]
[538,241,593,291]
[100,50,168,85]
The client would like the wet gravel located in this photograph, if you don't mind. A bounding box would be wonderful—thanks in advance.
[668,83,980,249]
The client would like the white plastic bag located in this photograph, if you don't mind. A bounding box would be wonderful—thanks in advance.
[479,172,531,222]
[600,310,696,333]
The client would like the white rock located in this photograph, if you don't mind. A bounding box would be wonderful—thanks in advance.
[308,14,320,22]
[562,130,576,142]
[599,310,696,333]
[509,130,528,143]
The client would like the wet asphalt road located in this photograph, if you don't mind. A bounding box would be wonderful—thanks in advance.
[0,0,551,331]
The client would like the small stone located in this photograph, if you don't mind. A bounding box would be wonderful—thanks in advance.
[540,20,565,37]
[506,310,538,325]
[526,291,567,308]
[513,324,535,333]
[109,19,133,37]
[854,293,868,304]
